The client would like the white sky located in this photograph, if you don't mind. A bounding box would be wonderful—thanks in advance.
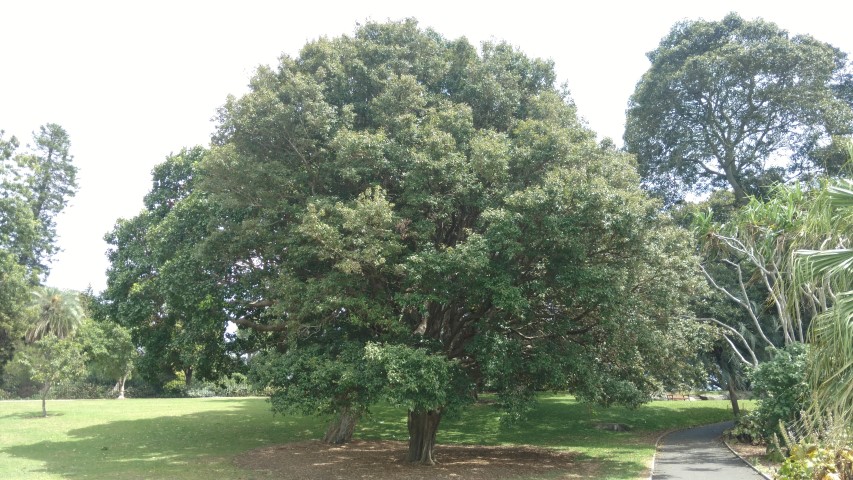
[1,0,851,293]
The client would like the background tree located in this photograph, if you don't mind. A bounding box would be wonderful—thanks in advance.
[4,124,78,276]
[25,287,85,342]
[0,124,78,381]
[186,19,707,464]
[10,333,86,416]
[76,319,136,399]
[625,13,853,205]
[103,147,240,390]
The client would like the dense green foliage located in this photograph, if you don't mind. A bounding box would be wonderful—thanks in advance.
[8,333,87,416]
[102,19,708,462]
[777,443,853,480]
[103,147,242,389]
[748,343,811,441]
[798,174,853,426]
[76,318,136,398]
[25,287,85,342]
[0,124,78,384]
[626,13,853,205]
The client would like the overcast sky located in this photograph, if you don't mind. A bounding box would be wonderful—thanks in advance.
[1,0,851,293]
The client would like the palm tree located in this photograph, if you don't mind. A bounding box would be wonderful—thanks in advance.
[798,175,853,424]
[25,287,85,342]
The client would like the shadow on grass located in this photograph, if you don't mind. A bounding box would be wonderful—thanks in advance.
[1,396,736,479]
[0,412,65,420]
[359,395,737,478]
[1,398,326,479]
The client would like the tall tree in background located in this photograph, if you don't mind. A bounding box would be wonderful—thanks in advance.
[3,123,77,276]
[103,147,239,389]
[625,13,853,205]
[0,124,77,381]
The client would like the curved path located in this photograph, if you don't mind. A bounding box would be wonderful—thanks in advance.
[651,421,766,480]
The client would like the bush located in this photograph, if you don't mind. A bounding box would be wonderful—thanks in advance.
[162,371,188,397]
[726,412,764,445]
[748,343,810,441]
[778,444,853,480]
[186,373,255,398]
[52,381,112,399]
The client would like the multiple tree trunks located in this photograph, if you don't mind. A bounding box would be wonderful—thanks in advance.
[323,408,358,445]
[406,409,442,465]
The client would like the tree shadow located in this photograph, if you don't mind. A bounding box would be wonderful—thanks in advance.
[1,396,736,479]
[0,411,64,420]
[1,398,325,479]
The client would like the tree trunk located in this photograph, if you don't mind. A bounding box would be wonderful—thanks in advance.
[721,156,749,206]
[117,374,128,399]
[41,382,50,417]
[406,409,442,465]
[727,379,740,417]
[322,408,358,444]
[184,367,193,387]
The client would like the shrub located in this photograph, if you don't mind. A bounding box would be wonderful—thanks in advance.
[52,381,112,399]
[778,444,853,480]
[726,412,764,445]
[186,373,255,398]
[749,343,810,441]
[162,371,188,397]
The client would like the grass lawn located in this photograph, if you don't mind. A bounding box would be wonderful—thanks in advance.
[0,394,747,479]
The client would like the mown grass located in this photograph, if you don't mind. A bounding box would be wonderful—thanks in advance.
[0,395,749,479]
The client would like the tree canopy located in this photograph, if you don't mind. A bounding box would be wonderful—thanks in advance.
[625,13,853,205]
[103,147,239,388]
[105,19,707,464]
[0,124,78,382]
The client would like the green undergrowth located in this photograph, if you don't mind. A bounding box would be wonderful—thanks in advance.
[0,394,746,479]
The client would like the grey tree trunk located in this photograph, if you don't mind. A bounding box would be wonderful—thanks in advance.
[117,374,128,399]
[406,409,442,465]
[727,379,740,417]
[322,408,358,444]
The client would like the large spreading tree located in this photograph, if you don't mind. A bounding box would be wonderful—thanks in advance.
[625,13,853,205]
[106,20,707,464]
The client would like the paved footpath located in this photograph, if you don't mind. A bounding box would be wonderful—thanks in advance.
[652,421,766,480]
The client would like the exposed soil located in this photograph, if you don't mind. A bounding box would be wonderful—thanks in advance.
[726,441,780,478]
[235,440,599,479]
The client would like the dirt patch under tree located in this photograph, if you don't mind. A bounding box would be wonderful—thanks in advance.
[235,440,601,479]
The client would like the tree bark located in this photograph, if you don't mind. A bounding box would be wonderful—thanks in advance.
[41,382,50,417]
[323,408,358,444]
[727,379,740,417]
[117,374,128,399]
[184,367,193,387]
[721,155,749,206]
[406,409,442,465]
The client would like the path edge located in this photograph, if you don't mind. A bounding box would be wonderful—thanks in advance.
[645,428,676,480]
[646,420,742,480]
[721,437,774,480]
